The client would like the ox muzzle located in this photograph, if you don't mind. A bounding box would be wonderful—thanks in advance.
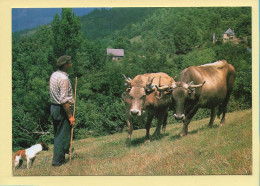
[130,109,142,116]
[174,114,185,121]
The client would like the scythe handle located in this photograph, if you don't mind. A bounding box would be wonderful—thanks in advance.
[70,77,77,163]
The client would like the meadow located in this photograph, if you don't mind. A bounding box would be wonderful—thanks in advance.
[13,109,252,176]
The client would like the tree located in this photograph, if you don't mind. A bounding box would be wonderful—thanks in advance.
[12,26,54,150]
[51,8,83,76]
[235,14,251,39]
[173,17,203,54]
[113,36,130,49]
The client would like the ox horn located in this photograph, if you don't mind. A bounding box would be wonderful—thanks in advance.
[157,76,168,90]
[146,76,157,91]
[147,76,155,86]
[189,81,206,88]
[157,84,170,90]
[122,74,132,84]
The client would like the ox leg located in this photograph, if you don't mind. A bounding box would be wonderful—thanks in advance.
[180,121,190,137]
[145,114,154,143]
[162,111,168,132]
[126,120,133,146]
[208,107,216,128]
[220,91,232,126]
[180,107,199,136]
[220,107,227,127]
[153,110,167,139]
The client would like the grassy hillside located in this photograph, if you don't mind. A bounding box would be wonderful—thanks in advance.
[13,109,252,176]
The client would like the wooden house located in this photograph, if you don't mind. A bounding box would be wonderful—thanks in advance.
[107,48,124,61]
[223,28,235,42]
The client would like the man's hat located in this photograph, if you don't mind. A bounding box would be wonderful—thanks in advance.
[56,55,72,67]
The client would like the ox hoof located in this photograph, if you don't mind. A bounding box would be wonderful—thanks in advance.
[152,134,161,140]
[220,123,224,127]
[180,132,187,137]
[208,124,214,128]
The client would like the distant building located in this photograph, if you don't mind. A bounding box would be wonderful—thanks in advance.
[107,48,124,61]
[223,28,235,43]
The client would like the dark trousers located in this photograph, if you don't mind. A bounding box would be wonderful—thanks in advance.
[50,104,71,165]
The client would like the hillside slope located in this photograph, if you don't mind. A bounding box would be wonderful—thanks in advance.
[13,109,252,176]
[80,8,156,40]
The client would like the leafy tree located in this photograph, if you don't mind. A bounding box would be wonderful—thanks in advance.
[51,8,83,76]
[173,17,203,54]
[235,14,251,39]
[112,36,130,49]
[12,26,54,150]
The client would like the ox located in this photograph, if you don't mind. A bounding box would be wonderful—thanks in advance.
[170,60,236,136]
[122,72,174,145]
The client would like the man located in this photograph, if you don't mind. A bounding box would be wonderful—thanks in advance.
[49,55,76,166]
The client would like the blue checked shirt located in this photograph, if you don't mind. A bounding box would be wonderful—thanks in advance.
[50,70,74,105]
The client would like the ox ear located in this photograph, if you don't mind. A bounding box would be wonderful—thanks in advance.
[188,88,196,100]
[187,81,195,92]
[187,82,196,99]
[187,84,195,100]
[172,83,177,89]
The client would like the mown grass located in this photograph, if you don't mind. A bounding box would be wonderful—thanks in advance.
[13,109,252,176]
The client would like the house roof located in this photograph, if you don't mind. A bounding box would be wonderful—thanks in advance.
[224,28,235,35]
[107,48,124,57]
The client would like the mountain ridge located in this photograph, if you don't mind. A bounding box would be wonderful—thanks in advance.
[12,8,97,32]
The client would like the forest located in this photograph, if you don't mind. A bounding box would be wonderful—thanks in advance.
[12,7,252,151]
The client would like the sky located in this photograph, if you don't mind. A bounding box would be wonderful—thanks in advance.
[12,8,97,32]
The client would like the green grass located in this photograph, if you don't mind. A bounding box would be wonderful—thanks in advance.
[13,109,252,176]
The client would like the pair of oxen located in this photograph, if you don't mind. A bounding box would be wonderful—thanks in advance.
[122,60,236,145]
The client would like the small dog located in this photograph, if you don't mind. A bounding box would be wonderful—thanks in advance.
[14,142,49,170]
